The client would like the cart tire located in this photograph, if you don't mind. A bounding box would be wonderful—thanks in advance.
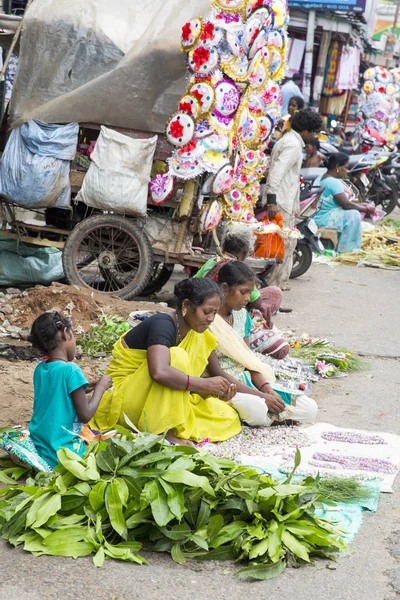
[62,214,154,300]
[141,263,175,296]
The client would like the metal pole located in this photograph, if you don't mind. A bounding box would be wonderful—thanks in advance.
[303,10,316,106]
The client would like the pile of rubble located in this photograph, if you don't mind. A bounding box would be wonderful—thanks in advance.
[0,282,166,345]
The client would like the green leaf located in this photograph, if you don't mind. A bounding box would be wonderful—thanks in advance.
[249,538,270,560]
[190,533,209,551]
[160,522,191,541]
[50,514,86,529]
[196,499,211,530]
[282,530,310,562]
[285,448,302,483]
[43,541,95,558]
[159,480,186,521]
[125,508,153,529]
[96,448,117,473]
[105,479,126,537]
[162,469,215,497]
[228,478,259,500]
[114,478,129,507]
[207,514,224,541]
[42,527,86,547]
[235,560,286,580]
[143,481,174,527]
[0,470,18,485]
[33,493,62,528]
[268,522,283,563]
[93,546,105,568]
[57,448,100,481]
[171,542,186,564]
[89,481,108,512]
[273,484,308,497]
[209,521,247,549]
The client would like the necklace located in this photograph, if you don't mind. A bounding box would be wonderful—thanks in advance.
[221,312,233,326]
[175,312,183,344]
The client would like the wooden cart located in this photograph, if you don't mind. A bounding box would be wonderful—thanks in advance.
[0,124,272,298]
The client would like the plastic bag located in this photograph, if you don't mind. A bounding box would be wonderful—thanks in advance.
[0,428,52,472]
[0,120,79,208]
[76,126,157,215]
[0,237,64,286]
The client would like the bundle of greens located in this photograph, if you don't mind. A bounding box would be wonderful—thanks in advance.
[288,335,363,377]
[317,477,370,504]
[77,315,130,356]
[0,429,347,580]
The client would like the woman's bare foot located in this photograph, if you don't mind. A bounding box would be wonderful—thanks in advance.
[165,431,195,447]
[271,419,300,427]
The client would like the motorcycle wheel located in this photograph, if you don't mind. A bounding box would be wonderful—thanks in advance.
[369,179,398,215]
[290,243,313,279]
[140,263,175,296]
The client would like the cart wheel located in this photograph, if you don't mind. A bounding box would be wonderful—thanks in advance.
[62,214,154,300]
[141,263,175,296]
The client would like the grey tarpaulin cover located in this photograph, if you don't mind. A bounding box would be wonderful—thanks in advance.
[10,0,210,133]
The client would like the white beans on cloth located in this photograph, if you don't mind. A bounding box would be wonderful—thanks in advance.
[228,393,318,427]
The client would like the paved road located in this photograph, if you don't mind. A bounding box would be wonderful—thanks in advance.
[1,259,399,600]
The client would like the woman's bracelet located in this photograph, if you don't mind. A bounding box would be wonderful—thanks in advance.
[185,375,191,391]
[258,381,270,392]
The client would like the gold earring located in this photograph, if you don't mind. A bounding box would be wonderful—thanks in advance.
[182,307,187,317]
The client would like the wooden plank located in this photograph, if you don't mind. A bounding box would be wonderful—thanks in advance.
[0,229,65,249]
[70,171,86,187]
[14,221,70,235]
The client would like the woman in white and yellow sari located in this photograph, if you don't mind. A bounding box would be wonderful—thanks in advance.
[207,261,318,426]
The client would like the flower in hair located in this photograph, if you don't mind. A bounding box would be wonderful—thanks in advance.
[214,274,219,281]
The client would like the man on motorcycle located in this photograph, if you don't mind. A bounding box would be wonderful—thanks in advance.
[263,109,323,290]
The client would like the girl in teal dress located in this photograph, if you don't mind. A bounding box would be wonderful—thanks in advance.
[313,153,375,254]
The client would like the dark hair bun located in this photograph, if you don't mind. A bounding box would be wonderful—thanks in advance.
[174,278,221,309]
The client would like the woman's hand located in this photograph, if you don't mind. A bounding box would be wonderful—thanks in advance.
[221,383,237,402]
[200,376,231,398]
[263,391,285,414]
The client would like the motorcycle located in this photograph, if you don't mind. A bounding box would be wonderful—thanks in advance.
[290,185,325,279]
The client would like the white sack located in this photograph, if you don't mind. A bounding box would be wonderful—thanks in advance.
[76,126,157,216]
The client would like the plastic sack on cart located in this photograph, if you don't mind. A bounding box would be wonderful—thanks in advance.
[76,126,157,216]
[0,237,64,286]
[0,120,79,209]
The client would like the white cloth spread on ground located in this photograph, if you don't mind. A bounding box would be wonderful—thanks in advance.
[239,423,400,493]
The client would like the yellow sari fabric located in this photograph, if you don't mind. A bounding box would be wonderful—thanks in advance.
[90,329,241,442]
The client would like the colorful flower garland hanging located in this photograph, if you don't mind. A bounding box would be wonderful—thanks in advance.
[150,0,288,230]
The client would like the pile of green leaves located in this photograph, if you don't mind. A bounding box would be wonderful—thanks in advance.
[77,315,130,356]
[0,430,347,580]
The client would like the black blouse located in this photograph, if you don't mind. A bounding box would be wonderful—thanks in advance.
[123,313,177,350]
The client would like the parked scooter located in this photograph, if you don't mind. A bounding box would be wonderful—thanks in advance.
[290,185,325,279]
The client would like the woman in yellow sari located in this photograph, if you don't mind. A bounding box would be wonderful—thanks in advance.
[91,279,241,445]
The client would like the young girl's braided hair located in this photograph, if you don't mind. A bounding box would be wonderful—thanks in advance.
[28,311,72,354]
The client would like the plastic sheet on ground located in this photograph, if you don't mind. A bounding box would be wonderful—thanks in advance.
[0,237,64,285]
[10,0,210,132]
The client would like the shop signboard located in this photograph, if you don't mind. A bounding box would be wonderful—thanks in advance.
[289,0,366,12]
